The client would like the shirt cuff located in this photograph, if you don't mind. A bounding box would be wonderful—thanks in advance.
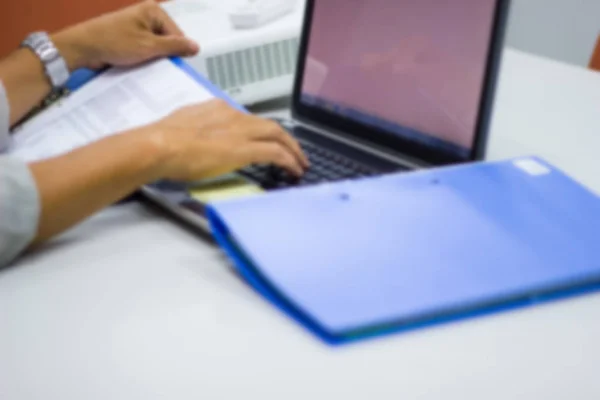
[0,80,10,152]
[0,157,40,267]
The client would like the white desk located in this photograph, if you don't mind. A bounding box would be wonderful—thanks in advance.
[2,48,600,400]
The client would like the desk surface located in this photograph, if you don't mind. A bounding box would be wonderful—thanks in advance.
[2,48,600,400]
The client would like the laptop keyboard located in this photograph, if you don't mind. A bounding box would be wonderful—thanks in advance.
[240,140,380,189]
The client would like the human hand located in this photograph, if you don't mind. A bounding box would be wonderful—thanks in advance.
[139,100,309,181]
[53,0,199,71]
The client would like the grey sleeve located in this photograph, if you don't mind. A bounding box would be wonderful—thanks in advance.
[0,80,9,152]
[0,81,41,267]
[0,157,40,267]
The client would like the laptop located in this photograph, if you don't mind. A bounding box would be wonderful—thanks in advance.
[142,0,512,231]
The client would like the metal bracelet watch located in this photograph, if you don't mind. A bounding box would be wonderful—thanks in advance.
[21,32,70,90]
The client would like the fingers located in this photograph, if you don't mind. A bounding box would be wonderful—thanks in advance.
[240,142,304,177]
[145,1,200,56]
[154,35,200,58]
[185,101,308,170]
[150,1,185,36]
[247,119,310,169]
[165,101,306,177]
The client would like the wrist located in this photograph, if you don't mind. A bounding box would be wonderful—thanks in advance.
[127,126,173,182]
[51,28,92,71]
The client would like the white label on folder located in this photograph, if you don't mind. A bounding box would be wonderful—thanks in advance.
[513,159,550,176]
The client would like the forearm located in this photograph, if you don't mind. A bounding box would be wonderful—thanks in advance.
[29,128,165,244]
[0,29,86,126]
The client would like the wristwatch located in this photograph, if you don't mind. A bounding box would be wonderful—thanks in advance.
[21,32,70,90]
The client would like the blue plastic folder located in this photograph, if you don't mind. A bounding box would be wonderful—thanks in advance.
[207,158,600,345]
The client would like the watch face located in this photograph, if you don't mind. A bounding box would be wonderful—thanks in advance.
[26,32,58,62]
[38,42,58,62]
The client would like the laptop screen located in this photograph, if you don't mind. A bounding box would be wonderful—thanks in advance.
[300,0,499,160]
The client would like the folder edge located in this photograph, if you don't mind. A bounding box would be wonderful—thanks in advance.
[206,206,343,345]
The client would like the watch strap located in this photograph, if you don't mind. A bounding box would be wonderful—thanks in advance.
[21,32,70,90]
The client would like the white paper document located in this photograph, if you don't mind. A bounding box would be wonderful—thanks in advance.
[8,59,215,162]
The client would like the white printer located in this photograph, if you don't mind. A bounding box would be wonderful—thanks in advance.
[161,0,305,106]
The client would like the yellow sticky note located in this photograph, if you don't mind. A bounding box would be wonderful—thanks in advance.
[189,177,264,203]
